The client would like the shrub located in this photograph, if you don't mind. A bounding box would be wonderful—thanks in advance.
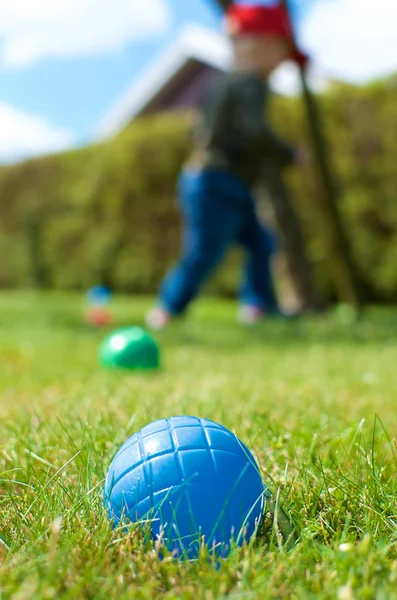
[0,76,396,301]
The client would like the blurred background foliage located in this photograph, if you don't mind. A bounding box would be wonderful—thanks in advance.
[0,74,396,302]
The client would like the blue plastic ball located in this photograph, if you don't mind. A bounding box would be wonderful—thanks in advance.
[87,285,111,306]
[104,416,266,558]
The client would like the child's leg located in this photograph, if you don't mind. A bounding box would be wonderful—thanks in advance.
[237,202,279,313]
[159,173,239,316]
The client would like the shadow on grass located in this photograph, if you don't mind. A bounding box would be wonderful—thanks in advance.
[115,308,397,351]
[6,303,397,352]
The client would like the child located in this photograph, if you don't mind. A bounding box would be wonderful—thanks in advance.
[147,2,307,329]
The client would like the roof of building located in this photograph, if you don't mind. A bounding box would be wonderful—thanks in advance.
[96,25,232,140]
[96,24,329,140]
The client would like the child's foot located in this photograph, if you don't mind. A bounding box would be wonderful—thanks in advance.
[145,307,171,330]
[238,305,264,325]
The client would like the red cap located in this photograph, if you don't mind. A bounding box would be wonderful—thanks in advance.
[225,3,309,67]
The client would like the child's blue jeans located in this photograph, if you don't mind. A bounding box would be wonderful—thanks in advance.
[159,169,279,315]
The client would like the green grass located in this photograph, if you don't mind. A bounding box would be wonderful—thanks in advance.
[1,291,397,599]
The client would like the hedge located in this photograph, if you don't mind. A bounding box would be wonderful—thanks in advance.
[0,74,396,301]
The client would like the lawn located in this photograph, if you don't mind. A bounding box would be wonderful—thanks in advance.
[1,291,397,599]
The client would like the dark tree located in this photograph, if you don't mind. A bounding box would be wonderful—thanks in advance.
[281,0,366,309]
[212,0,232,9]
[261,164,323,311]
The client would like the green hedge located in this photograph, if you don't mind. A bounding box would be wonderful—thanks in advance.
[272,76,397,301]
[0,75,397,300]
[0,117,188,292]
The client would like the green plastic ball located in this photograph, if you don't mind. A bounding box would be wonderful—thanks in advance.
[99,327,160,371]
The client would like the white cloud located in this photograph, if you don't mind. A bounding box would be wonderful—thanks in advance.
[270,61,330,97]
[0,0,171,68]
[300,0,397,83]
[0,103,74,163]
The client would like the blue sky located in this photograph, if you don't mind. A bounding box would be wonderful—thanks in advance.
[1,0,397,163]
[1,1,219,141]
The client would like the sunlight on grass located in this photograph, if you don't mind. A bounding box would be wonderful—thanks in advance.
[1,292,397,598]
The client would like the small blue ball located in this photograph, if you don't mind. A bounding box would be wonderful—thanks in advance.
[87,285,111,306]
[104,416,266,558]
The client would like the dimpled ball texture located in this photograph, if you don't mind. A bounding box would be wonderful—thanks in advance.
[99,327,160,371]
[104,416,266,559]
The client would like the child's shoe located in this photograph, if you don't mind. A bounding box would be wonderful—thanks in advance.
[145,306,171,331]
[238,305,264,325]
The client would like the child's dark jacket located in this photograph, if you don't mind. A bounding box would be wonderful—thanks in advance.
[187,72,294,187]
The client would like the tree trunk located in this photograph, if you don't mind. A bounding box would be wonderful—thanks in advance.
[282,0,367,309]
[261,164,323,311]
[297,69,367,308]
